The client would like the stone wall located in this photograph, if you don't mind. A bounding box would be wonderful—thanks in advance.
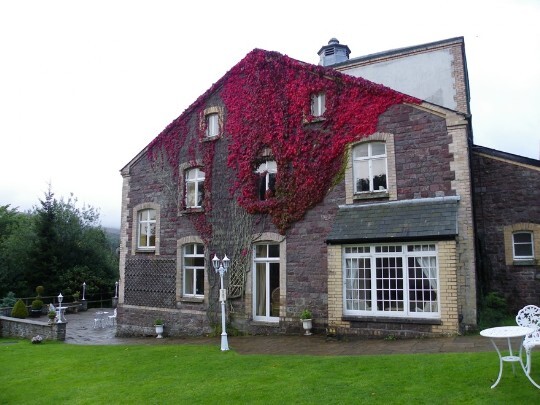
[472,148,540,310]
[0,316,66,341]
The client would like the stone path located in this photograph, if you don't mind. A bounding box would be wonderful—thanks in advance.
[62,308,497,356]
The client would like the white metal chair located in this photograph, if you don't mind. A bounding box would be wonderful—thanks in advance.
[516,304,540,374]
[93,311,105,328]
[108,308,117,326]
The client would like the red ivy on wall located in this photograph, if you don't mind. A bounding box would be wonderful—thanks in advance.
[148,49,419,235]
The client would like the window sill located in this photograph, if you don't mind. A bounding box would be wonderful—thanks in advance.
[179,297,204,303]
[302,116,326,125]
[343,315,441,325]
[201,134,220,142]
[251,319,280,326]
[180,207,204,215]
[353,191,389,201]
[512,259,537,266]
[135,248,156,254]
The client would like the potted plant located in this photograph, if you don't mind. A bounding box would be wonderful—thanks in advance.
[154,319,164,338]
[300,309,312,336]
[47,310,57,324]
[31,299,44,317]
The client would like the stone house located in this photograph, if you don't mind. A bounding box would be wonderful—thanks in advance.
[117,37,539,338]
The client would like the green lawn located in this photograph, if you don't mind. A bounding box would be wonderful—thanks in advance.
[1,339,539,404]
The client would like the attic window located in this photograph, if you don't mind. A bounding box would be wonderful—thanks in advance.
[201,106,223,139]
[311,93,326,117]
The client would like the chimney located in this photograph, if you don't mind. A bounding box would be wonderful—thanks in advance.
[318,38,351,66]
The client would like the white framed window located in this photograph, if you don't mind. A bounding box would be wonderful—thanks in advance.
[183,243,205,297]
[343,243,439,318]
[311,92,326,117]
[138,209,156,249]
[256,160,277,200]
[253,243,280,322]
[353,142,387,193]
[513,232,534,260]
[185,168,205,208]
[205,113,219,137]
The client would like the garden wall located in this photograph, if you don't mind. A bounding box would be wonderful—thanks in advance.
[0,316,66,341]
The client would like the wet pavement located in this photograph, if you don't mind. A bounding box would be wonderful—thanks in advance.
[60,308,497,356]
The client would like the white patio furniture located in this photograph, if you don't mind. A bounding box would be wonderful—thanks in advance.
[516,304,540,375]
[108,308,117,326]
[93,311,105,328]
[480,325,539,389]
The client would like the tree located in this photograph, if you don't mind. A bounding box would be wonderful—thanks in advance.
[28,189,118,296]
[0,205,34,297]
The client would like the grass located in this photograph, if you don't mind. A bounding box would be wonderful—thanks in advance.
[1,338,539,404]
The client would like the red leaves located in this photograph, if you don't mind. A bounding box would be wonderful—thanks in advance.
[147,48,419,235]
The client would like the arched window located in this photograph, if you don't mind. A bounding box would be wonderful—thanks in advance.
[256,160,277,200]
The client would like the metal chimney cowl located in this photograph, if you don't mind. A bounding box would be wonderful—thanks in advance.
[318,38,351,66]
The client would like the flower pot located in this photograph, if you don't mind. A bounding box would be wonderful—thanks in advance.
[155,324,164,338]
[30,309,42,318]
[302,319,312,336]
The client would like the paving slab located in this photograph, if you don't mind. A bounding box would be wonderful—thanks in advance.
[62,308,495,355]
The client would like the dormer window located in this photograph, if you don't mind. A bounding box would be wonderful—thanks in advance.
[256,160,277,200]
[311,93,326,117]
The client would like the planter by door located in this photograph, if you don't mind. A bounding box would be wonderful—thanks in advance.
[155,324,164,338]
[302,319,312,336]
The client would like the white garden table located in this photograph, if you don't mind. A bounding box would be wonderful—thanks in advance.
[480,326,539,389]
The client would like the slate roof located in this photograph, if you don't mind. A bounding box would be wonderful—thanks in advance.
[326,196,459,244]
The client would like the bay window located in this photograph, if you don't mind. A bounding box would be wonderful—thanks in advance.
[344,243,439,318]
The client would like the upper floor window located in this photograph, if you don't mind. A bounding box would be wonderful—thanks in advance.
[353,142,387,193]
[201,106,223,139]
[206,113,219,138]
[138,209,156,249]
[183,243,205,297]
[185,168,205,208]
[513,232,534,260]
[256,160,277,200]
[311,92,326,117]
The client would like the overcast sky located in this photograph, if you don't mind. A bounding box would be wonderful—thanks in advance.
[1,0,539,228]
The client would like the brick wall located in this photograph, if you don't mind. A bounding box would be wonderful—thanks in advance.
[472,150,540,310]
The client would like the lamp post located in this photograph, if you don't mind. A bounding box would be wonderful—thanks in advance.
[57,293,64,323]
[114,281,119,298]
[212,253,230,351]
[81,282,88,311]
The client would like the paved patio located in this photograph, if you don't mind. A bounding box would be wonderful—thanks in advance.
[60,307,498,355]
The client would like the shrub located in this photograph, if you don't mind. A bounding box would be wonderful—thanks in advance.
[31,299,44,310]
[300,309,312,320]
[0,292,17,308]
[11,299,29,318]
[478,291,509,328]
[35,285,45,297]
